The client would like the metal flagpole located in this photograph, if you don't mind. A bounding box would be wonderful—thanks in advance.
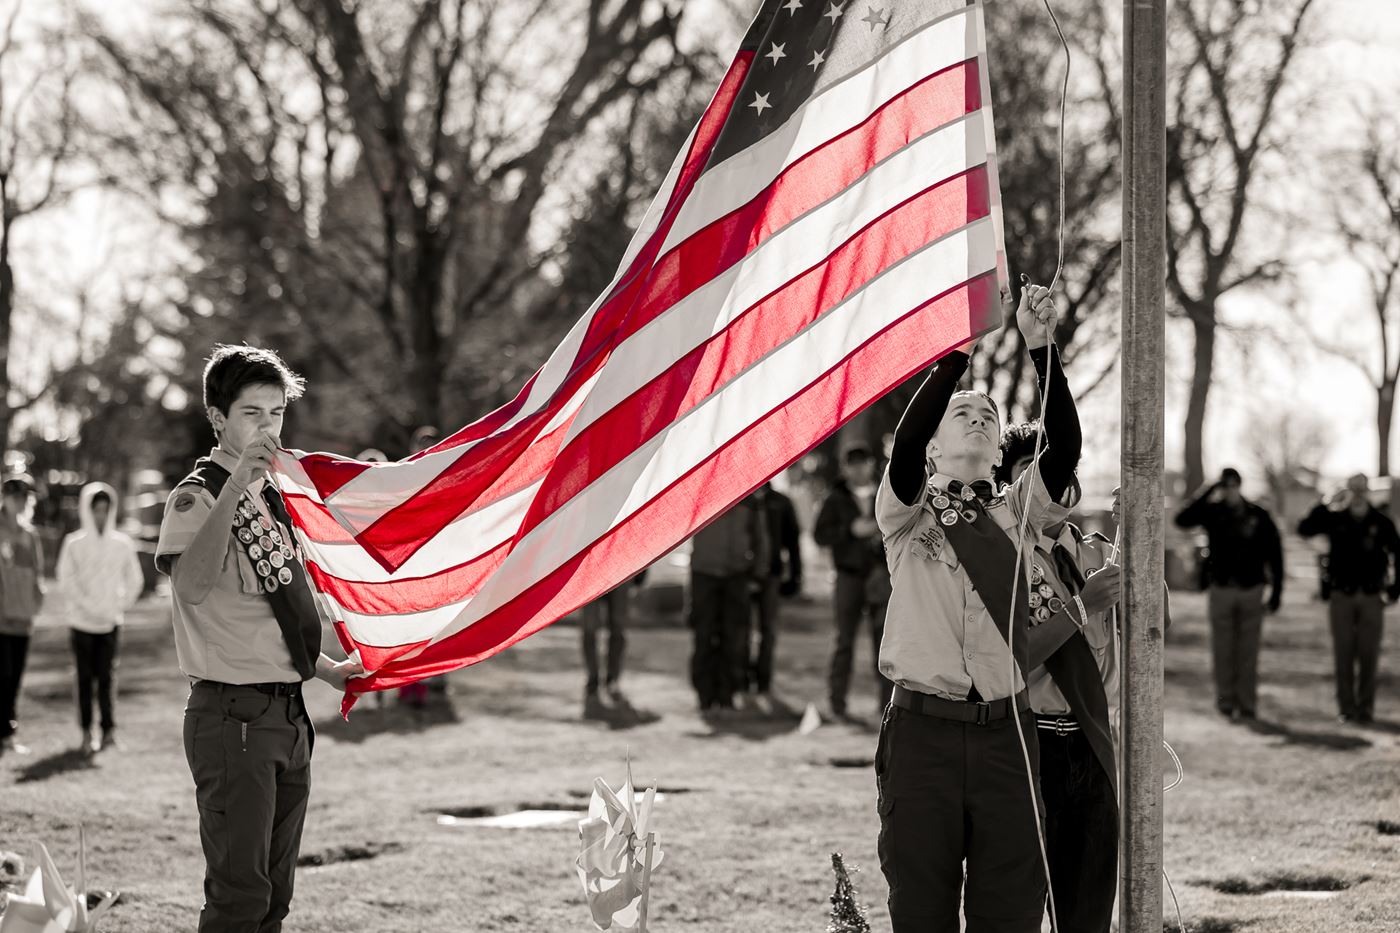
[1120,0,1167,931]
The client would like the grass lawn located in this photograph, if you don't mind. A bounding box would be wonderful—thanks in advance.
[2,585,1398,932]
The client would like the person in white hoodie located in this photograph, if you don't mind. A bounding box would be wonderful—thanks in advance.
[56,483,143,753]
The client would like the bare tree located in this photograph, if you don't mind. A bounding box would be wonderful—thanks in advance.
[1310,102,1400,476]
[1248,405,1330,521]
[0,0,80,449]
[1166,0,1319,491]
[83,0,701,442]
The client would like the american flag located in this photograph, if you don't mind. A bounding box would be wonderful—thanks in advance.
[271,0,1008,711]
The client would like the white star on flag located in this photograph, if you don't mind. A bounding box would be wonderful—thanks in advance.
[808,49,826,71]
[824,2,845,23]
[765,42,787,65]
[783,0,803,13]
[862,5,889,30]
[748,92,772,115]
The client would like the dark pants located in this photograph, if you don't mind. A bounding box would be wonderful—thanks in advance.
[876,705,1047,932]
[71,629,120,732]
[830,570,892,713]
[582,587,629,692]
[749,577,780,693]
[1207,585,1265,715]
[0,631,31,741]
[690,572,751,709]
[1039,729,1118,933]
[184,683,314,933]
[1329,592,1384,719]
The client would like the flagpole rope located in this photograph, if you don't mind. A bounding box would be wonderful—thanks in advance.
[997,1,1075,929]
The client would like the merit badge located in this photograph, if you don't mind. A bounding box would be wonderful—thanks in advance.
[1034,606,1052,624]
[1048,597,1065,614]
[278,567,293,585]
[264,576,280,593]
[931,494,951,510]
[258,535,274,552]
[270,529,283,545]
[280,545,294,561]
[248,544,264,561]
[258,516,273,531]
[1030,564,1045,585]
[960,509,977,523]
[940,509,959,526]
[270,551,285,569]
[237,528,254,544]
[1029,592,1043,609]
[256,559,272,577]
[1038,583,1055,599]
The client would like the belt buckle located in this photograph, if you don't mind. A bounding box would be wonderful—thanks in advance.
[975,701,990,725]
[1054,718,1073,736]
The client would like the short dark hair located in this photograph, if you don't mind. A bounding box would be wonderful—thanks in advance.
[1220,467,1242,486]
[995,420,1080,503]
[90,490,113,510]
[202,345,305,417]
[1,475,35,497]
[994,421,1044,487]
[842,444,873,465]
[951,389,1000,424]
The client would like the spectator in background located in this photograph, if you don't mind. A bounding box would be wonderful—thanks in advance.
[400,426,443,710]
[689,495,769,715]
[1175,467,1284,721]
[57,483,144,753]
[1297,473,1400,724]
[815,443,893,720]
[749,481,802,709]
[0,474,45,759]
[581,574,640,718]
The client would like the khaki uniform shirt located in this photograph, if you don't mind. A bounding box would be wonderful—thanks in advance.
[875,466,1053,702]
[1027,525,1116,716]
[156,447,300,684]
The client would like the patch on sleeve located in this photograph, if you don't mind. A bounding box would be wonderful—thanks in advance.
[173,494,196,513]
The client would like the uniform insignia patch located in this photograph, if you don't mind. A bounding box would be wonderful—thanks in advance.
[174,494,196,513]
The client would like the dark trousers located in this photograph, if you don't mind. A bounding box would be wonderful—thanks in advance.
[1207,585,1265,715]
[1329,592,1384,719]
[71,629,120,732]
[1039,729,1118,933]
[184,683,314,933]
[690,572,751,709]
[830,570,892,713]
[0,631,31,740]
[582,587,629,692]
[749,577,780,693]
[876,705,1047,932]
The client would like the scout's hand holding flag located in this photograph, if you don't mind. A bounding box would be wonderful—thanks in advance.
[576,764,664,932]
[0,830,118,933]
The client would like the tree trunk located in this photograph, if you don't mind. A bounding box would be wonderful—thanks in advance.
[1378,378,1395,478]
[1183,313,1215,492]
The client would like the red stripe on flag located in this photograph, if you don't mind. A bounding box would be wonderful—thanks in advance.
[342,271,999,705]
[307,538,509,616]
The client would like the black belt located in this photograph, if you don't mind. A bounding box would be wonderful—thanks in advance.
[193,679,303,698]
[1035,715,1080,736]
[892,685,1029,724]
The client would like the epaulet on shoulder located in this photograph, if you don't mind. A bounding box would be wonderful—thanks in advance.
[1083,530,1111,544]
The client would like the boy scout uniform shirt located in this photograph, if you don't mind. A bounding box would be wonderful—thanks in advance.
[1026,525,1117,718]
[876,466,1053,702]
[155,447,300,684]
